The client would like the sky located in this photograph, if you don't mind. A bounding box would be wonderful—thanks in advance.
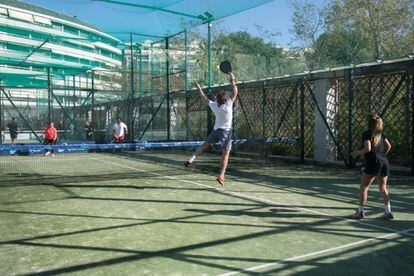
[22,0,298,46]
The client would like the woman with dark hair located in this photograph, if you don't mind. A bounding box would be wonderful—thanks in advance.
[184,73,238,186]
[351,114,393,220]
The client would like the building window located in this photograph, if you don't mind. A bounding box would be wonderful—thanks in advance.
[8,9,34,22]
[33,16,52,26]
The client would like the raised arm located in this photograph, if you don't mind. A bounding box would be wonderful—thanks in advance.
[195,83,210,104]
[229,73,238,103]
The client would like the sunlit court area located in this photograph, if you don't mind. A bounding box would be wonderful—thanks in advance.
[0,0,413,275]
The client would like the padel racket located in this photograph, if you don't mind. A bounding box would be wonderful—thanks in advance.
[219,60,232,74]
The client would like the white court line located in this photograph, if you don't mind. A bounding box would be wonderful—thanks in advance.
[92,156,414,238]
[219,227,414,276]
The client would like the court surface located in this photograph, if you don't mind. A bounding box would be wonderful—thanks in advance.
[1,150,413,275]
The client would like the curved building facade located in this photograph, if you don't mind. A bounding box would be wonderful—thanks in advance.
[0,0,122,89]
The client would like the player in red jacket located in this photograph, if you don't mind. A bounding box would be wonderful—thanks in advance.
[44,122,58,157]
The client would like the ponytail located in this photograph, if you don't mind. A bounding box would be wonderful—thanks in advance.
[366,114,383,146]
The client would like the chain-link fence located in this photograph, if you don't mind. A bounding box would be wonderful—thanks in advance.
[1,59,413,175]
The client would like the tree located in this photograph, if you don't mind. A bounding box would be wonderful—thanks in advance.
[290,0,414,69]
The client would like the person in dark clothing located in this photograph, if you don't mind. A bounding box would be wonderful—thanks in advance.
[1,127,5,143]
[351,114,393,220]
[7,117,19,145]
[85,121,93,141]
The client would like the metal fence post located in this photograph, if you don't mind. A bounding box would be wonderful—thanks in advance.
[185,30,189,141]
[262,81,267,157]
[347,69,355,168]
[91,71,95,142]
[47,67,51,123]
[207,22,212,136]
[411,73,414,176]
[0,86,2,143]
[139,45,142,97]
[300,82,305,163]
[166,37,171,141]
[184,30,189,92]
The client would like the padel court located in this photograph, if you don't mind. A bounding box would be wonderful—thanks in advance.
[1,150,413,275]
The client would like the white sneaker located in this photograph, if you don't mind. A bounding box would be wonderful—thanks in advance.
[51,153,55,157]
[45,151,50,156]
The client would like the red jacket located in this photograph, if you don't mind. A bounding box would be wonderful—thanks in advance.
[45,127,57,140]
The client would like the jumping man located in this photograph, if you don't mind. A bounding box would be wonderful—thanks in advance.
[185,73,238,185]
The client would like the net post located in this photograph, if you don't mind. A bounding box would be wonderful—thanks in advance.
[300,81,305,164]
[47,67,51,124]
[166,37,171,141]
[347,69,355,168]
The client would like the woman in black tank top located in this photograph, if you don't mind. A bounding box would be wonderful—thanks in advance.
[351,114,393,220]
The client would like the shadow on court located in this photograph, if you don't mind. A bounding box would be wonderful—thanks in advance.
[111,151,414,214]
[1,150,413,275]
[1,203,404,275]
[260,235,414,275]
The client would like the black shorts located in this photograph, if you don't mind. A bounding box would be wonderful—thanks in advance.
[364,161,390,177]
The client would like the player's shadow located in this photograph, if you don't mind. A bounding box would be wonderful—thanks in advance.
[118,151,414,214]
[183,207,323,219]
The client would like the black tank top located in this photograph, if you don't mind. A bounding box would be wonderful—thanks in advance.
[361,131,387,165]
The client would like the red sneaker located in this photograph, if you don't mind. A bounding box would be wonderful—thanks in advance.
[216,176,225,186]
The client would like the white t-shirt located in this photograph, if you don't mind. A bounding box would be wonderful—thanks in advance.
[113,122,127,137]
[209,98,233,130]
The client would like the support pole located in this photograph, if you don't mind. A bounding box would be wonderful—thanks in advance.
[300,82,305,164]
[184,30,189,141]
[150,43,154,94]
[47,67,51,123]
[262,81,267,157]
[184,30,189,92]
[207,22,212,136]
[130,33,134,97]
[139,45,143,97]
[166,37,171,141]
[411,73,414,176]
[347,69,354,167]
[0,85,2,143]
[91,71,95,142]
[129,33,135,140]
[73,75,76,126]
